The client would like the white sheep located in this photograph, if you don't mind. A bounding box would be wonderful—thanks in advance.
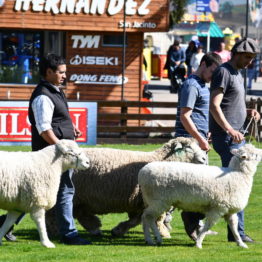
[0,140,90,248]
[45,137,207,239]
[138,144,262,248]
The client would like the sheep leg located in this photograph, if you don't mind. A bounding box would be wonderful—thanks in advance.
[157,213,171,239]
[196,211,221,249]
[0,211,21,245]
[142,200,169,245]
[74,208,102,236]
[30,208,55,248]
[111,212,141,237]
[225,214,248,249]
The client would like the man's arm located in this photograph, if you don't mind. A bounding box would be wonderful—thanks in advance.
[210,88,244,143]
[32,95,60,145]
[180,107,210,151]
[41,129,59,145]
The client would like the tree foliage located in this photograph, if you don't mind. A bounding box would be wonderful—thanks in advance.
[169,0,188,28]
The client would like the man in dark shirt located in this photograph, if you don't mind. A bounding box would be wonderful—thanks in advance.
[210,38,261,243]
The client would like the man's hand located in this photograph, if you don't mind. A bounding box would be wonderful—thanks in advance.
[248,109,261,122]
[198,137,210,152]
[227,128,244,143]
[74,126,82,138]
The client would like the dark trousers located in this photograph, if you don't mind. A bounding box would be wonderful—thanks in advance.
[212,132,246,239]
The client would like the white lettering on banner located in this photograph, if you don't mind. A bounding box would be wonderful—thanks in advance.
[75,0,89,13]
[14,0,151,16]
[0,113,8,135]
[70,74,98,82]
[108,0,123,15]
[119,20,156,28]
[138,0,150,15]
[0,113,31,136]
[70,55,118,66]
[126,0,137,15]
[71,35,100,48]
[72,114,81,130]
[10,113,31,135]
[70,74,128,85]
[45,0,60,14]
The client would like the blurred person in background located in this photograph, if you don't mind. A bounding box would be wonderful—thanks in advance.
[190,44,205,73]
[164,38,186,93]
[185,40,198,75]
[214,41,231,63]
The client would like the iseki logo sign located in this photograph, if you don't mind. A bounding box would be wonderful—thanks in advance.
[0,107,87,142]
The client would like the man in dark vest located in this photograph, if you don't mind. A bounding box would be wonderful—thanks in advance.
[27,53,91,245]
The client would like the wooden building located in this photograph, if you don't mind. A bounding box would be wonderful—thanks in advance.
[0,0,169,102]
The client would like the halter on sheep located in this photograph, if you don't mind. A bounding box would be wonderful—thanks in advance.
[139,144,262,248]
[0,140,90,248]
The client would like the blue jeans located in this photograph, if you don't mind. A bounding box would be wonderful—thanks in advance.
[56,169,78,238]
[212,133,246,239]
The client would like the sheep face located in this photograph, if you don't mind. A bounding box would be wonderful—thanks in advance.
[56,140,90,170]
[163,138,207,164]
[231,144,262,162]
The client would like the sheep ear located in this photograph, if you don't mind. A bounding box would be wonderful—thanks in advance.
[174,142,183,151]
[56,142,69,154]
[230,148,238,156]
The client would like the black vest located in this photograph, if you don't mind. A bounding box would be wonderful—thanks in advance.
[29,80,74,151]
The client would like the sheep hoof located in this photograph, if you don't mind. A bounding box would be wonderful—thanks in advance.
[42,241,56,248]
[111,228,125,237]
[89,229,103,236]
[206,230,218,236]
[162,234,171,239]
[238,242,248,249]
[196,243,202,249]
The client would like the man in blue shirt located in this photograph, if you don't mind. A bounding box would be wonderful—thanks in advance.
[174,52,222,241]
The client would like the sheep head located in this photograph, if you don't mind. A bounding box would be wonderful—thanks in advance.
[230,144,262,174]
[56,140,90,170]
[160,137,207,164]
[231,144,262,162]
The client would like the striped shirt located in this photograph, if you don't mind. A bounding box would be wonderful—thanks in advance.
[175,74,209,138]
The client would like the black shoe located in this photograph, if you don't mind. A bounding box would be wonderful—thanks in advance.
[4,229,17,242]
[0,216,17,242]
[228,235,254,243]
[241,235,254,243]
[61,235,92,245]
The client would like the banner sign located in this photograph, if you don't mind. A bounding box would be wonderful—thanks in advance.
[0,101,97,145]
[196,0,219,13]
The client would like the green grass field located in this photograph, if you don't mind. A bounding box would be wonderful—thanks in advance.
[0,144,261,262]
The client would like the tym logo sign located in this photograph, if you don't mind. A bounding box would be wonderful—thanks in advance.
[71,35,100,48]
